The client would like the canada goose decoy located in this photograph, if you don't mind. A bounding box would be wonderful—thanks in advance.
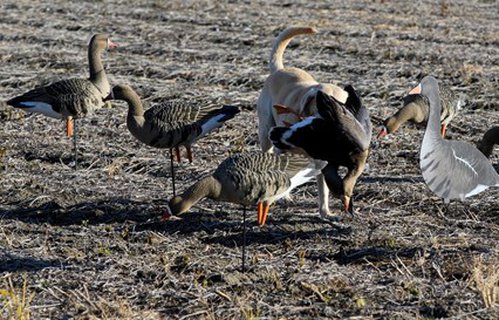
[411,76,499,202]
[377,85,462,139]
[269,86,372,216]
[477,126,499,159]
[105,84,240,195]
[7,33,118,168]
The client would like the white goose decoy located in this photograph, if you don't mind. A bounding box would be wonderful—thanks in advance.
[7,34,118,167]
[412,76,499,202]
[105,84,240,195]
[164,151,326,226]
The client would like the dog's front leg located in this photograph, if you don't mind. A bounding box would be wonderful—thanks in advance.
[317,173,331,218]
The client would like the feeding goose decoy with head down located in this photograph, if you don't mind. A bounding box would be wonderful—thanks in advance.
[6,33,118,168]
[377,84,462,139]
[163,151,325,272]
[477,126,499,159]
[163,151,326,226]
[105,84,240,195]
[411,76,499,203]
[269,86,372,216]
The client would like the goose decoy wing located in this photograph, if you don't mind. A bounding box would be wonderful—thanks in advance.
[7,78,104,119]
[316,90,371,152]
[421,140,499,202]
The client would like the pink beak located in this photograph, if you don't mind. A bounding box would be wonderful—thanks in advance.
[108,39,118,50]
[376,126,388,139]
[161,206,172,221]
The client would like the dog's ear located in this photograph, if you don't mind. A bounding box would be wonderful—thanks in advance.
[343,85,362,115]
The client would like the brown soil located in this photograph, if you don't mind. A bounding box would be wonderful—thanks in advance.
[0,0,498,319]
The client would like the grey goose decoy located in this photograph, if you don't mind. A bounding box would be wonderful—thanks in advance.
[105,84,240,195]
[7,33,118,167]
[164,151,325,226]
[477,126,499,159]
[163,151,325,272]
[377,85,462,139]
[411,76,499,202]
[269,86,372,215]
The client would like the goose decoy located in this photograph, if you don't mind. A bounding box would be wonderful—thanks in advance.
[411,76,499,202]
[7,33,118,168]
[105,84,240,195]
[269,86,372,215]
[163,151,325,225]
[163,151,325,272]
[477,126,499,158]
[377,85,462,139]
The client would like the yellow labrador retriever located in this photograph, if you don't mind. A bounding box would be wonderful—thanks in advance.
[257,26,348,218]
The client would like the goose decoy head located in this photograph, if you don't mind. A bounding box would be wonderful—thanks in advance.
[104,84,134,102]
[90,33,118,51]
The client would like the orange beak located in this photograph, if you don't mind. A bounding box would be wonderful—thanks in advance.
[257,202,270,226]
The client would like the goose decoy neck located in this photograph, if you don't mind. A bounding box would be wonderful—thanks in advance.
[412,77,442,139]
[169,176,222,215]
[88,34,115,93]
[109,85,145,117]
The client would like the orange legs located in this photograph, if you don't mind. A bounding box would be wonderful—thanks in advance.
[257,201,270,226]
[66,117,74,137]
[172,146,193,163]
[174,147,181,162]
[186,146,193,163]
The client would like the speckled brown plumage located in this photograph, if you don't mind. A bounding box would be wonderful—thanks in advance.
[167,151,324,225]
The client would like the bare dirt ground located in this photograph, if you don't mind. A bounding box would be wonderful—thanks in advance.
[0,0,498,319]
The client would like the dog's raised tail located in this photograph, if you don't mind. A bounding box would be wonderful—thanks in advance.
[269,26,318,74]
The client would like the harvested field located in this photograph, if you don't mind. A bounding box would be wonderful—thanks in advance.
[0,0,498,319]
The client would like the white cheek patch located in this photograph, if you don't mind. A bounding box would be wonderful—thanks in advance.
[18,102,62,119]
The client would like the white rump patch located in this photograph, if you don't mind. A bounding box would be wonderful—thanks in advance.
[200,113,227,137]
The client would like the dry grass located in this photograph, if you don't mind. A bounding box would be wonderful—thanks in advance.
[0,0,498,319]
[471,256,499,309]
[0,275,34,320]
